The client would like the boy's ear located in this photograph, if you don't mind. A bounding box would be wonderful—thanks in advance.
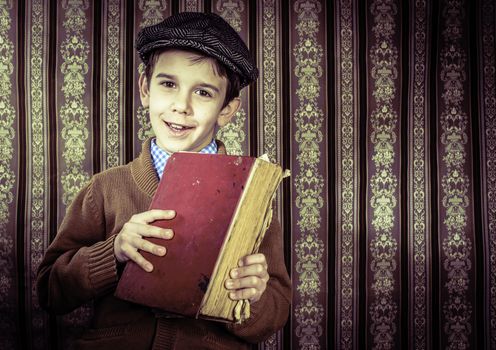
[138,73,150,108]
[217,97,241,127]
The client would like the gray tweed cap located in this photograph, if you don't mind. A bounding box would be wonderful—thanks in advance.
[136,12,258,88]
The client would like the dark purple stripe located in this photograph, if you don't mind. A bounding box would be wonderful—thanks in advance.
[48,0,59,345]
[365,0,402,348]
[16,0,27,349]
[437,0,476,348]
[92,1,102,175]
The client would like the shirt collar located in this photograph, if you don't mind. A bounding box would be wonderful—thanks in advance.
[150,138,218,179]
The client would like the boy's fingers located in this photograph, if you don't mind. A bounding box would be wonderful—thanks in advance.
[115,212,174,263]
[125,248,154,272]
[225,275,266,290]
[238,253,267,267]
[230,263,268,279]
[131,209,176,224]
[125,222,173,239]
[139,225,174,239]
[131,236,166,256]
[228,288,258,301]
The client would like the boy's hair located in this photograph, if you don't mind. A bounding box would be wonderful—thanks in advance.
[136,12,258,89]
[144,47,241,108]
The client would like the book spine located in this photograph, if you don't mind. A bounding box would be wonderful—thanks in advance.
[198,160,284,322]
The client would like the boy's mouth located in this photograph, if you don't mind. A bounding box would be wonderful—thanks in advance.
[165,121,193,134]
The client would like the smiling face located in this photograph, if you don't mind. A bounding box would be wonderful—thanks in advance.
[139,49,240,154]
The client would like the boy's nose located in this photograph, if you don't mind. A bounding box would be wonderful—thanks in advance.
[171,91,191,115]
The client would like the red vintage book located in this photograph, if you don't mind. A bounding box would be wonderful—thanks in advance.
[114,152,286,322]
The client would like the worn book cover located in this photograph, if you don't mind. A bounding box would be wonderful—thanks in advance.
[114,152,286,322]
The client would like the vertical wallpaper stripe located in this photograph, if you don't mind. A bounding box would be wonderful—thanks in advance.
[25,0,50,349]
[480,0,496,348]
[214,0,250,156]
[365,0,402,348]
[3,1,496,349]
[257,0,281,165]
[101,0,126,170]
[56,1,94,347]
[334,0,360,348]
[257,1,284,349]
[407,1,432,349]
[0,1,18,349]
[132,0,170,159]
[437,0,476,348]
[290,0,327,349]
[56,0,93,213]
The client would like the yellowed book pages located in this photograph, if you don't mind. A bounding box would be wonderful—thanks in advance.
[198,156,286,322]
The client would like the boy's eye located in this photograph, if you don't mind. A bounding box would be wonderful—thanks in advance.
[195,89,212,97]
[161,81,175,88]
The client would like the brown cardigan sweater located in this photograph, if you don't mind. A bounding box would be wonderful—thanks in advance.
[36,139,291,350]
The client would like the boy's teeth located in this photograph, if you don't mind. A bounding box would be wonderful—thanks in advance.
[169,123,185,130]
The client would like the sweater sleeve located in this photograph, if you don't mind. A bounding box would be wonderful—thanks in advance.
[225,217,291,343]
[36,179,119,315]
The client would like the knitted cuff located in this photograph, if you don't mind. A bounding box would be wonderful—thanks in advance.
[88,234,119,295]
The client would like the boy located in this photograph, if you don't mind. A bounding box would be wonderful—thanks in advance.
[36,12,291,350]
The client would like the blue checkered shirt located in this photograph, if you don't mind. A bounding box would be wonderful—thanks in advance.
[150,138,218,179]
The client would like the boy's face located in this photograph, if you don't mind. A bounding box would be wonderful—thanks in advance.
[139,49,240,154]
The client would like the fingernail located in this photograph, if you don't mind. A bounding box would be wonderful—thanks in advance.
[226,280,233,288]
[167,210,176,217]
[157,247,165,255]
[229,292,236,299]
[145,263,153,272]
[231,269,238,278]
[163,229,173,239]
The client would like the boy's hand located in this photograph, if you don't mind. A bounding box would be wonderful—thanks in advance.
[114,209,175,272]
[225,253,269,303]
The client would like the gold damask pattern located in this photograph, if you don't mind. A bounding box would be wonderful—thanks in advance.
[368,1,399,348]
[58,2,94,346]
[102,0,125,169]
[439,0,473,348]
[215,0,244,32]
[26,0,49,348]
[215,108,246,155]
[258,1,283,349]
[408,1,431,349]
[59,0,91,205]
[257,0,280,163]
[480,0,496,347]
[215,0,247,156]
[5,3,496,349]
[0,1,16,348]
[139,0,168,28]
[136,0,169,145]
[180,0,203,12]
[292,1,325,349]
[335,0,359,348]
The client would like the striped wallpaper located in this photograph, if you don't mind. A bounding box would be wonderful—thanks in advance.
[0,0,495,349]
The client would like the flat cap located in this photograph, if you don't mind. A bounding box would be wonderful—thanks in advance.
[136,12,258,88]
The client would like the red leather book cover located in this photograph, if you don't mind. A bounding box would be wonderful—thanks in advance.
[114,152,256,317]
